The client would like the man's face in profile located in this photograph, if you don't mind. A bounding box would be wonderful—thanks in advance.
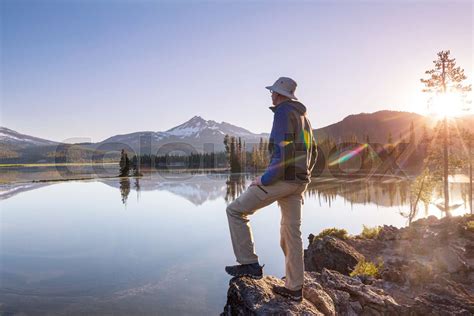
[271,91,278,106]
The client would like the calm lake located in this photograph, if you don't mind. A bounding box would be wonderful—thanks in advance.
[0,170,471,315]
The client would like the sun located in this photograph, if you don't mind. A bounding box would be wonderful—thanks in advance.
[428,92,467,119]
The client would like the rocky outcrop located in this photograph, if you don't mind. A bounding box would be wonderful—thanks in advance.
[222,274,323,315]
[222,269,406,315]
[308,214,474,314]
[224,214,474,315]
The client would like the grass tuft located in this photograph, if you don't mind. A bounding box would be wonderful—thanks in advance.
[466,221,474,232]
[361,225,381,239]
[350,259,383,278]
[313,228,349,241]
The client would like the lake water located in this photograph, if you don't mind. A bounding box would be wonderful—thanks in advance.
[0,171,471,315]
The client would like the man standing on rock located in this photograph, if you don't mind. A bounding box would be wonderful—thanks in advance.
[225,77,318,301]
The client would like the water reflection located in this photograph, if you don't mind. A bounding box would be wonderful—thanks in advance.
[0,172,471,315]
[119,177,131,204]
[305,178,405,208]
[225,174,249,203]
[2,172,471,219]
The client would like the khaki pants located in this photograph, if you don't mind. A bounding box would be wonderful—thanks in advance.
[226,181,307,291]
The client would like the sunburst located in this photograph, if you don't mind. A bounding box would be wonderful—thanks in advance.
[427,92,468,119]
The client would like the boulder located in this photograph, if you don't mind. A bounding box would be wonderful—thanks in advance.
[222,270,406,316]
[304,236,364,275]
[222,275,323,316]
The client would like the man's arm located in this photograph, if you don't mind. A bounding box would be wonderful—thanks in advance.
[260,107,291,186]
[309,135,318,173]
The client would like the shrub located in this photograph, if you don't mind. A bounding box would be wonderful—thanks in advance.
[466,221,474,232]
[361,225,381,239]
[350,259,383,278]
[313,227,349,241]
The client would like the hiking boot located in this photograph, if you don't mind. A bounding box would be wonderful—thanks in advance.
[273,285,303,302]
[225,263,264,279]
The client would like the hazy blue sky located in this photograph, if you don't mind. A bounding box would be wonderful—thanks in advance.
[1,0,472,142]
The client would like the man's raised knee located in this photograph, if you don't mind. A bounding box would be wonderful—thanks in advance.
[226,202,237,216]
[227,200,247,219]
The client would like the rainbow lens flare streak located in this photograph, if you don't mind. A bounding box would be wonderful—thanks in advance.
[328,143,368,167]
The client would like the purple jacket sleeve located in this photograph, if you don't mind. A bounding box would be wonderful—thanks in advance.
[260,107,291,186]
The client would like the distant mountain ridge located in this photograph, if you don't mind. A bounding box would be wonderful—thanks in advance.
[94,115,269,154]
[0,116,269,162]
[0,127,58,148]
[1,111,473,163]
[314,110,474,144]
[314,110,427,144]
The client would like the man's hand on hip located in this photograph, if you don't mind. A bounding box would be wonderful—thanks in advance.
[250,176,263,186]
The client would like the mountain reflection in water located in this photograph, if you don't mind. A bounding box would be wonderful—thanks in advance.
[1,172,471,220]
[0,172,471,315]
[107,173,470,220]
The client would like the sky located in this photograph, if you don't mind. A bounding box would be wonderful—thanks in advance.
[1,0,472,143]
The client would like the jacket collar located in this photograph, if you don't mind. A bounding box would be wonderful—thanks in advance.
[269,100,289,113]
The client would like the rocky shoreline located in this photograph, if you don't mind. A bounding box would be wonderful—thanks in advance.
[222,214,474,315]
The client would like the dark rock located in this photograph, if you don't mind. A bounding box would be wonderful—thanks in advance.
[304,236,364,275]
[222,275,322,315]
[313,269,406,315]
[412,281,474,315]
[357,274,375,285]
[433,246,468,274]
[302,280,336,316]
[405,261,434,286]
[380,260,406,284]
[377,225,399,241]
[222,270,406,315]
[411,215,439,227]
[465,242,474,258]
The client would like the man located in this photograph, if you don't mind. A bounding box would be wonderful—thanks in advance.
[225,77,318,301]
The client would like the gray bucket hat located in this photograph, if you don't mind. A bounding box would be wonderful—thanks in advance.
[265,77,298,100]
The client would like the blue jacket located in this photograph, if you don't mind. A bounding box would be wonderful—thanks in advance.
[261,100,317,186]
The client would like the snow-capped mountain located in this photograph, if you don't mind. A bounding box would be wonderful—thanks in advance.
[165,116,258,138]
[96,116,268,153]
[0,127,58,149]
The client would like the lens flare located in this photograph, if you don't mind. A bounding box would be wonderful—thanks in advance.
[329,143,368,166]
[429,92,466,118]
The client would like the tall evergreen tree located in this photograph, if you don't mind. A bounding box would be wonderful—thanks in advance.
[421,50,472,214]
[409,121,416,146]
[461,128,473,214]
[119,149,130,177]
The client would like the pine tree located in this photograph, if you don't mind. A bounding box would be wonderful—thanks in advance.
[238,137,243,172]
[224,134,232,170]
[362,134,371,170]
[242,140,246,170]
[387,132,394,153]
[229,136,241,172]
[461,128,473,214]
[251,144,258,170]
[409,121,416,146]
[119,149,130,177]
[130,155,142,176]
[421,50,472,214]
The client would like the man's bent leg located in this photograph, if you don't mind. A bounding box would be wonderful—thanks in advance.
[226,182,298,264]
[278,184,306,291]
